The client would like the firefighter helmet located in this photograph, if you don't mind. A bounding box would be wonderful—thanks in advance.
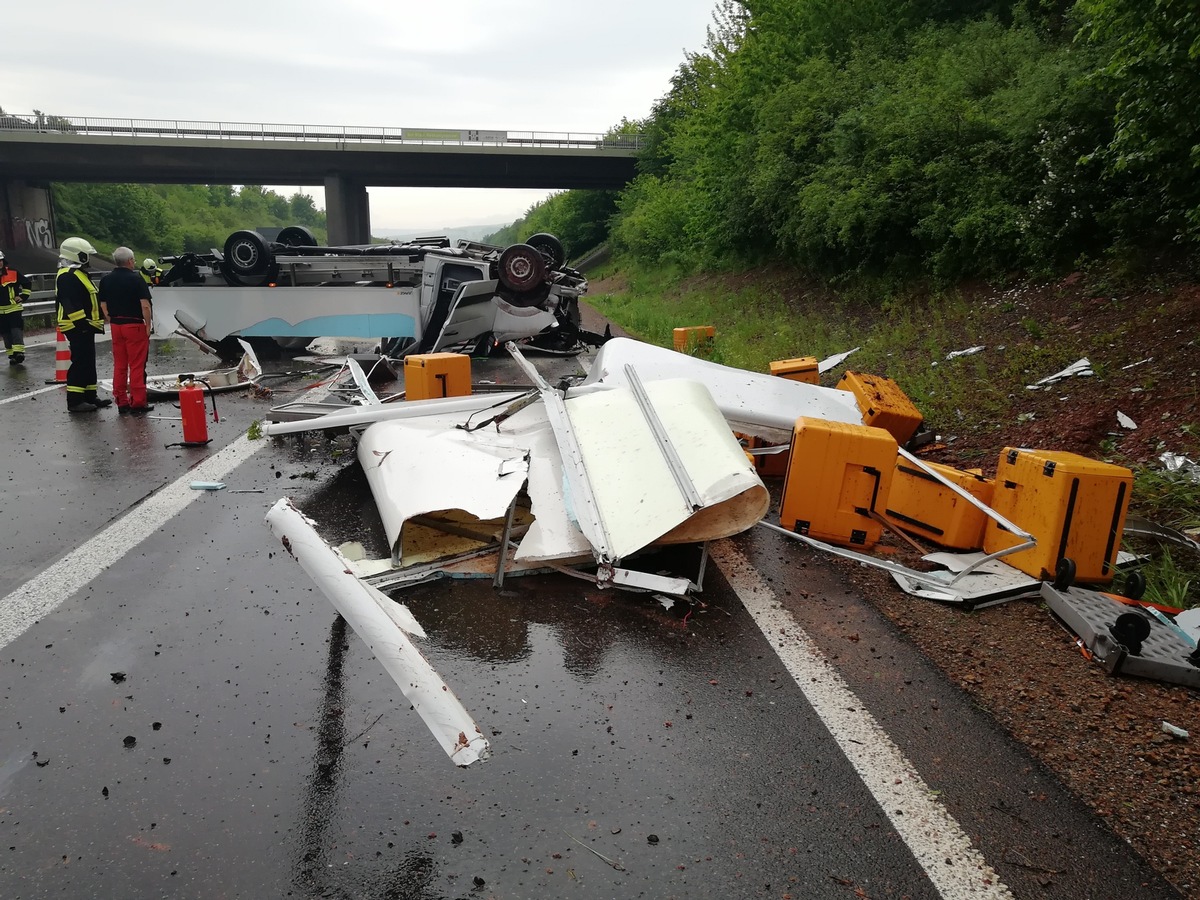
[143,258,159,273]
[59,237,97,266]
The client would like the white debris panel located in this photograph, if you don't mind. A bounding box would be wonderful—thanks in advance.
[265,498,490,767]
[581,337,863,432]
[564,378,770,559]
[355,377,769,567]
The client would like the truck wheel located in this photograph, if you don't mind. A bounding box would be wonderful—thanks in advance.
[526,233,565,268]
[224,230,273,277]
[277,225,318,247]
[497,244,548,292]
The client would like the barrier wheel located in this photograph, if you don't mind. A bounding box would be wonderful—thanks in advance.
[1053,557,1077,591]
[1124,571,1148,601]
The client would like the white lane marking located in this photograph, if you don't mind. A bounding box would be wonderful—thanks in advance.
[0,385,61,405]
[711,540,1014,900]
[0,434,265,650]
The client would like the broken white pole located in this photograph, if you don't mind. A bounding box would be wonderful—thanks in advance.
[261,391,528,436]
[265,498,489,767]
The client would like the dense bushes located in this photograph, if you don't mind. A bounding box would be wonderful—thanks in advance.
[512,0,1198,285]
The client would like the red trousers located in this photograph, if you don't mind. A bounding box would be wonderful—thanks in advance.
[111,323,150,408]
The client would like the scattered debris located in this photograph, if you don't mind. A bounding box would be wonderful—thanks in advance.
[1026,357,1094,390]
[189,482,226,492]
[110,672,126,684]
[562,830,626,871]
[1117,411,1137,430]
[1162,722,1189,740]
[938,345,986,364]
[1160,452,1200,484]
[817,346,861,374]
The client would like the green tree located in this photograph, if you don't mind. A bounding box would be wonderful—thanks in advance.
[1077,0,1200,241]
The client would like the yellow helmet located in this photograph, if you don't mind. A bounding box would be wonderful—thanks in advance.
[143,258,159,272]
[59,236,98,266]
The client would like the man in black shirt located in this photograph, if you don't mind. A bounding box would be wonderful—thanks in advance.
[99,246,155,415]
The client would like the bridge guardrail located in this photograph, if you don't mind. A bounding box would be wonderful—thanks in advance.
[0,114,645,151]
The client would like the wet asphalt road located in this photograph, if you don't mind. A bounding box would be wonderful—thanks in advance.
[0,335,1182,899]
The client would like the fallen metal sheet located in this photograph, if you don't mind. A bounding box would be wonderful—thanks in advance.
[890,551,1043,608]
[264,498,489,766]
[581,337,862,432]
[759,522,1040,609]
[1123,514,1200,555]
[1040,581,1200,689]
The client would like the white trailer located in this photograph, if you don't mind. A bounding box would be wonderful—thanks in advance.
[154,229,600,358]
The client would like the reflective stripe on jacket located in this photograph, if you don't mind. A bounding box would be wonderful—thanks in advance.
[56,266,102,332]
[0,269,30,314]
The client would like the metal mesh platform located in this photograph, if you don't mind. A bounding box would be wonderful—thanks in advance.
[1040,582,1200,688]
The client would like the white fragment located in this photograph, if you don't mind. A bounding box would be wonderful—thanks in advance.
[1162,722,1190,739]
[1025,358,1094,390]
[1117,411,1137,430]
[945,346,985,360]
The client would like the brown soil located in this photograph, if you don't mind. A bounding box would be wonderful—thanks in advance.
[585,268,1200,897]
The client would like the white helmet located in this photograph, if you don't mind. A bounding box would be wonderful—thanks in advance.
[0,250,5,261]
[60,237,98,266]
[143,258,159,272]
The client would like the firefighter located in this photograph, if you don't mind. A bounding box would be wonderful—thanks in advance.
[0,249,32,365]
[56,237,112,413]
[140,258,161,286]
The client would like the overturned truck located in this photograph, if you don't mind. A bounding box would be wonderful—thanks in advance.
[154,227,606,359]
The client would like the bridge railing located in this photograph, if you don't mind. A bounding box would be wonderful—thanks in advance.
[0,114,645,150]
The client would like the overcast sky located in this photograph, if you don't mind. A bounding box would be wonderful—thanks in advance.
[6,0,716,234]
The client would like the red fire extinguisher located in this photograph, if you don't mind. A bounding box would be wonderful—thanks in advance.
[180,379,211,446]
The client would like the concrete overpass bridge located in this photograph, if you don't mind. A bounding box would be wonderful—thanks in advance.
[0,114,642,266]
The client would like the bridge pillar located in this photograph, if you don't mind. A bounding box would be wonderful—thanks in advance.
[324,175,371,245]
[0,179,58,271]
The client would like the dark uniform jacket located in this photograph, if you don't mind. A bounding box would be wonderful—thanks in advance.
[56,266,103,333]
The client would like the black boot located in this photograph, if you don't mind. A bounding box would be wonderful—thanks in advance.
[85,391,113,409]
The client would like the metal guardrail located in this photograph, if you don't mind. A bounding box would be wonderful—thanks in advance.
[19,273,58,318]
[21,299,55,319]
[0,114,645,151]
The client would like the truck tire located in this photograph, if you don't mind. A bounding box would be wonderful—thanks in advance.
[224,230,273,278]
[526,233,565,268]
[277,225,318,247]
[497,244,548,293]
